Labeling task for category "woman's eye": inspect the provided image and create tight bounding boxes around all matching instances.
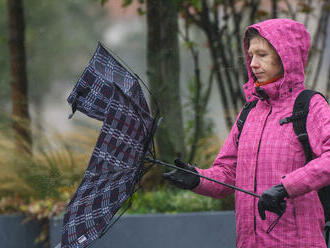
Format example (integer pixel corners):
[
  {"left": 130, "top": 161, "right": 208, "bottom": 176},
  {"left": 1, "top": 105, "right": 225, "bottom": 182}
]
[{"left": 259, "top": 54, "right": 267, "bottom": 57}]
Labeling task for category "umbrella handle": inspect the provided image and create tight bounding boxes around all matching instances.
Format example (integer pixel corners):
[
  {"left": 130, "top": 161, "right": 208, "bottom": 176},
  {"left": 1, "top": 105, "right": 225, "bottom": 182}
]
[{"left": 145, "top": 158, "right": 260, "bottom": 198}]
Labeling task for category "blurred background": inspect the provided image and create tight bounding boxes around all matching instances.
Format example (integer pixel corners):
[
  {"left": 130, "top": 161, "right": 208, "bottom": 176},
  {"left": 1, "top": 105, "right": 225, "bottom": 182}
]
[{"left": 1, "top": 0, "right": 330, "bottom": 246}]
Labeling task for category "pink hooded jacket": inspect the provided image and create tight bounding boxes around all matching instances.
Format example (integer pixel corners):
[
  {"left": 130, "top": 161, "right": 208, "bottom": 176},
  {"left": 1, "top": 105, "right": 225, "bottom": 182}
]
[{"left": 193, "top": 19, "right": 330, "bottom": 247}]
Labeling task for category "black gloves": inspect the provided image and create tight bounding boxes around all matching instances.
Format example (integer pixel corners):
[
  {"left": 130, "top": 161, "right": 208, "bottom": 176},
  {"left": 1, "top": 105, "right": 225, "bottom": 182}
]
[
  {"left": 258, "top": 184, "right": 289, "bottom": 220},
  {"left": 163, "top": 159, "right": 200, "bottom": 190}
]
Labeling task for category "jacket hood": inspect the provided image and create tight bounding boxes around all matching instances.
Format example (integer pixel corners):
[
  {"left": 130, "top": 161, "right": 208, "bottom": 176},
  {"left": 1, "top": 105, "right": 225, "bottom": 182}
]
[{"left": 242, "top": 19, "right": 310, "bottom": 102}]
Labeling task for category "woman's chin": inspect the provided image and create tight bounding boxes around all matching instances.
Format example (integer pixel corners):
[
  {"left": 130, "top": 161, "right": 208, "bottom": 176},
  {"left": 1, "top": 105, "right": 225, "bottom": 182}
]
[{"left": 256, "top": 78, "right": 265, "bottom": 82}]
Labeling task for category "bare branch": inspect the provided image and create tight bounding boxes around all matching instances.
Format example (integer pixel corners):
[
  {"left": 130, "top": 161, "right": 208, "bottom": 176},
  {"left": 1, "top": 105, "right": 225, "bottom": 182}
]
[
  {"left": 249, "top": 0, "right": 261, "bottom": 24},
  {"left": 303, "top": 0, "right": 312, "bottom": 27},
  {"left": 283, "top": 0, "right": 296, "bottom": 19},
  {"left": 203, "top": 69, "right": 215, "bottom": 107},
  {"left": 182, "top": 4, "right": 203, "bottom": 29},
  {"left": 272, "top": 0, "right": 278, "bottom": 18},
  {"left": 180, "top": 22, "right": 207, "bottom": 162},
  {"left": 311, "top": 4, "right": 330, "bottom": 89}
]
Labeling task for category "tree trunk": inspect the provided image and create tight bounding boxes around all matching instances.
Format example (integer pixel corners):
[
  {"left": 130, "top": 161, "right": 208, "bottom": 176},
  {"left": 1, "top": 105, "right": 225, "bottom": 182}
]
[
  {"left": 147, "top": 0, "right": 184, "bottom": 163},
  {"left": 144, "top": 0, "right": 184, "bottom": 189},
  {"left": 7, "top": 0, "right": 32, "bottom": 155}
]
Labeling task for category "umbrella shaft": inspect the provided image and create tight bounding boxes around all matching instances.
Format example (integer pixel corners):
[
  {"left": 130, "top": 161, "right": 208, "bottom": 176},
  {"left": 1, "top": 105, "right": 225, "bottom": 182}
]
[{"left": 146, "top": 158, "right": 260, "bottom": 198}]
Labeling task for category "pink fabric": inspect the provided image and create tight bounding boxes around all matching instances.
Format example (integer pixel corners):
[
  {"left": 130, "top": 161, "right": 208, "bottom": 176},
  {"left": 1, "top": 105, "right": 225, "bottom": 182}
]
[{"left": 193, "top": 19, "right": 330, "bottom": 247}]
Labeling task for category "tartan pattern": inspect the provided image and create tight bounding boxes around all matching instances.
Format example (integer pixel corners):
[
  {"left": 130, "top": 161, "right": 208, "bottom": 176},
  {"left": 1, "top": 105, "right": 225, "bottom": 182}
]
[
  {"left": 67, "top": 43, "right": 150, "bottom": 122},
  {"left": 62, "top": 43, "right": 154, "bottom": 247}
]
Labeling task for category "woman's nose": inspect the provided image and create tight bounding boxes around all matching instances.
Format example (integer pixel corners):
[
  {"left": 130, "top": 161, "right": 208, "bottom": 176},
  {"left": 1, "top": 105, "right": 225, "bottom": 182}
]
[{"left": 250, "top": 56, "right": 259, "bottom": 68}]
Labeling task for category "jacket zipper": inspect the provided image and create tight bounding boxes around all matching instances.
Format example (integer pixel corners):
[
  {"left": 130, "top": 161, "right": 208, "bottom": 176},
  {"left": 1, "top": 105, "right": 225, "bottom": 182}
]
[
  {"left": 254, "top": 141, "right": 261, "bottom": 233},
  {"left": 254, "top": 105, "right": 272, "bottom": 233}
]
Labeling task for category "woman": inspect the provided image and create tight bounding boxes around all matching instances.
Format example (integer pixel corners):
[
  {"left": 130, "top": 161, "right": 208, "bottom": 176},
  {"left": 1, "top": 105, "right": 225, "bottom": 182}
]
[{"left": 164, "top": 19, "right": 330, "bottom": 247}]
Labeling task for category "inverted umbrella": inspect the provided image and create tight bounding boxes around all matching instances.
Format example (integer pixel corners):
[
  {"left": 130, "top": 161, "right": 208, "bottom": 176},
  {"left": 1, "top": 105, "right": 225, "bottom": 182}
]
[{"left": 56, "top": 43, "right": 259, "bottom": 248}]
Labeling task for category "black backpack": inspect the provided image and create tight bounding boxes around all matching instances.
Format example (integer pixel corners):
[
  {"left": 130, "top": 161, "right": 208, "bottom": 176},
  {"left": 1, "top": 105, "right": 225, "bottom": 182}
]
[{"left": 237, "top": 90, "right": 330, "bottom": 244}]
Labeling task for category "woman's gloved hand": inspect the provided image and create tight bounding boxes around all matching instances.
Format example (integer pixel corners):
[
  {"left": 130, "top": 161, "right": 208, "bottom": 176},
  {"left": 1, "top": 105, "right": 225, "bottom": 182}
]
[
  {"left": 258, "top": 184, "right": 288, "bottom": 220},
  {"left": 163, "top": 159, "right": 200, "bottom": 190}
]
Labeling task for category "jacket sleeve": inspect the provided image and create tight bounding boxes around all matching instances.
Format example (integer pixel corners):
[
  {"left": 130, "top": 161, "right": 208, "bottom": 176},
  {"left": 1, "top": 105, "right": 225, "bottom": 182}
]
[
  {"left": 192, "top": 119, "right": 239, "bottom": 199},
  {"left": 281, "top": 94, "right": 330, "bottom": 197}
]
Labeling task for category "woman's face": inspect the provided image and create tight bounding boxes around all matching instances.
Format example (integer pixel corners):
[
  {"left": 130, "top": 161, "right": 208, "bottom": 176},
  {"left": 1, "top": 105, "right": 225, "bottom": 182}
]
[{"left": 248, "top": 36, "right": 283, "bottom": 82}]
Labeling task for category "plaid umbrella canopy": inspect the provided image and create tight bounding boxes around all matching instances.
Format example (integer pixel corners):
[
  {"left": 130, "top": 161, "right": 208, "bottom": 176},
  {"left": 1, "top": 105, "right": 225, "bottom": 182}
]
[
  {"left": 57, "top": 43, "right": 261, "bottom": 248},
  {"left": 58, "top": 43, "right": 157, "bottom": 248}
]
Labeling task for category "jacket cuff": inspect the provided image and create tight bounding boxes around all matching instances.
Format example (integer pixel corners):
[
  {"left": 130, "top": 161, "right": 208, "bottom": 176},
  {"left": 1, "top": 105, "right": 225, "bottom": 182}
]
[
  {"left": 280, "top": 169, "right": 308, "bottom": 198},
  {"left": 191, "top": 167, "right": 205, "bottom": 193}
]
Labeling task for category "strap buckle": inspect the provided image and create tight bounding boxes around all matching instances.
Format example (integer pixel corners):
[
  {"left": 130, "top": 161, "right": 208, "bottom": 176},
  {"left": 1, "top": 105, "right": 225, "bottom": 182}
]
[
  {"left": 298, "top": 133, "right": 308, "bottom": 142},
  {"left": 279, "top": 117, "right": 291, "bottom": 125},
  {"left": 237, "top": 119, "right": 244, "bottom": 130},
  {"left": 243, "top": 101, "right": 252, "bottom": 109}
]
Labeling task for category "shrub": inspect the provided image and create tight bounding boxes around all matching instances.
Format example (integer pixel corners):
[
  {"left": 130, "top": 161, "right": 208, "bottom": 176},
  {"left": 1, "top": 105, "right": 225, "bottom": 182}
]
[{"left": 127, "top": 186, "right": 222, "bottom": 214}]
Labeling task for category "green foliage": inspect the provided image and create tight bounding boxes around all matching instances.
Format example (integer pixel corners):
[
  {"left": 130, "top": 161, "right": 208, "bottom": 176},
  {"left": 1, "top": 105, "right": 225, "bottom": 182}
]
[
  {"left": 298, "top": 2, "right": 314, "bottom": 14},
  {"left": 127, "top": 186, "right": 222, "bottom": 214},
  {"left": 122, "top": 0, "right": 133, "bottom": 7},
  {"left": 100, "top": 0, "right": 145, "bottom": 7},
  {"left": 137, "top": 7, "right": 146, "bottom": 16},
  {"left": 100, "top": 0, "right": 108, "bottom": 6},
  {"left": 255, "top": 9, "right": 269, "bottom": 18},
  {"left": 175, "top": 0, "right": 202, "bottom": 10},
  {"left": 183, "top": 40, "right": 196, "bottom": 49},
  {"left": 188, "top": 0, "right": 202, "bottom": 11}
]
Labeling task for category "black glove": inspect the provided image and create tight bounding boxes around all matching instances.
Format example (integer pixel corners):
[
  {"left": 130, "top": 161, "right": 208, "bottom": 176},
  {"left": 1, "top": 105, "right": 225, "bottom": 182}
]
[
  {"left": 258, "top": 184, "right": 288, "bottom": 220},
  {"left": 163, "top": 159, "right": 200, "bottom": 190}
]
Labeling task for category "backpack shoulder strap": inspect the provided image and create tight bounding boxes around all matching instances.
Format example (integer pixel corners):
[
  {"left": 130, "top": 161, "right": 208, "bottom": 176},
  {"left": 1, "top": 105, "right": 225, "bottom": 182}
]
[
  {"left": 292, "top": 90, "right": 318, "bottom": 164},
  {"left": 280, "top": 90, "right": 327, "bottom": 164},
  {"left": 279, "top": 90, "right": 330, "bottom": 226},
  {"left": 236, "top": 100, "right": 258, "bottom": 146},
  {"left": 281, "top": 90, "right": 330, "bottom": 230}
]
